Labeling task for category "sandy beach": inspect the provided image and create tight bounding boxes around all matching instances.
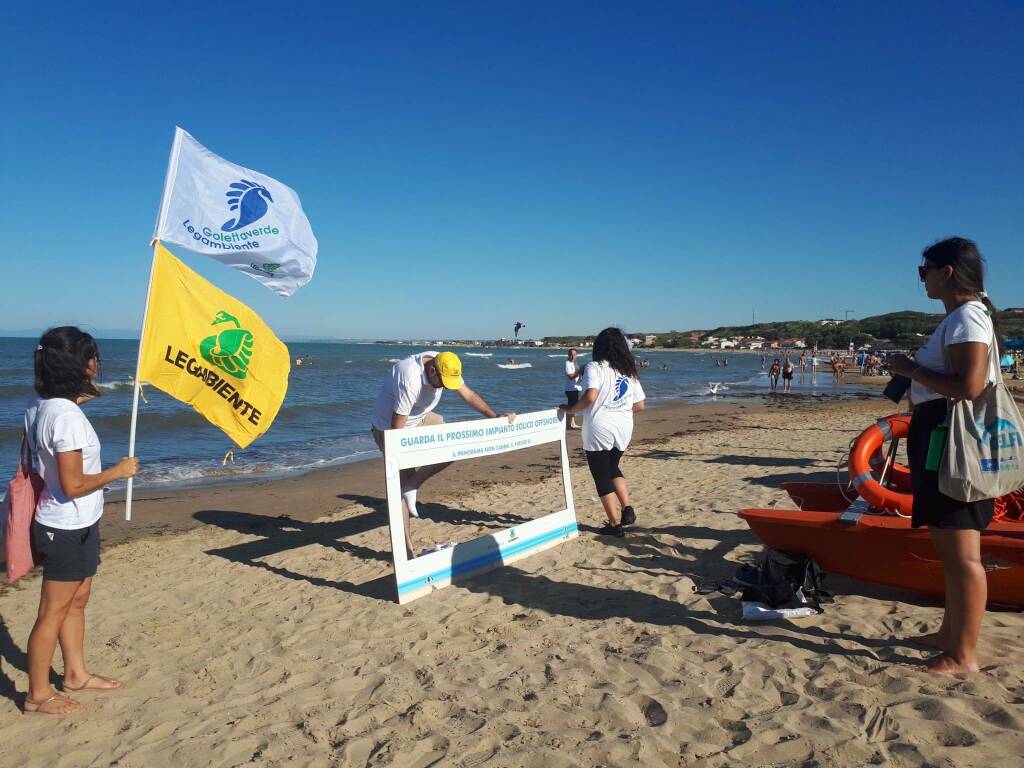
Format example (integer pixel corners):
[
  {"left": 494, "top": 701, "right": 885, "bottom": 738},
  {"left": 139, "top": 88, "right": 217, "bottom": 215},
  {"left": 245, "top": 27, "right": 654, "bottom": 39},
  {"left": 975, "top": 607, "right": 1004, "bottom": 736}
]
[{"left": 2, "top": 395, "right": 1023, "bottom": 767}]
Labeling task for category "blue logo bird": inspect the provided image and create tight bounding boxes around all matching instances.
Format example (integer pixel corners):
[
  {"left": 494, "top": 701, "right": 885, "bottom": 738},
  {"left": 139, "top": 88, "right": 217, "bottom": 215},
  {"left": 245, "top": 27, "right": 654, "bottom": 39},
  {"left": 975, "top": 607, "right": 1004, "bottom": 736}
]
[{"left": 222, "top": 179, "right": 273, "bottom": 232}]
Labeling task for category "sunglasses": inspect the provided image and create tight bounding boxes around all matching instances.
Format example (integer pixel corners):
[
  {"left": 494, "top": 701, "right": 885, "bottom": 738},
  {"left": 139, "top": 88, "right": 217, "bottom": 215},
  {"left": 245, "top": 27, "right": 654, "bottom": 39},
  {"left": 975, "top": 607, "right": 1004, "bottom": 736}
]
[{"left": 918, "top": 265, "right": 938, "bottom": 281}]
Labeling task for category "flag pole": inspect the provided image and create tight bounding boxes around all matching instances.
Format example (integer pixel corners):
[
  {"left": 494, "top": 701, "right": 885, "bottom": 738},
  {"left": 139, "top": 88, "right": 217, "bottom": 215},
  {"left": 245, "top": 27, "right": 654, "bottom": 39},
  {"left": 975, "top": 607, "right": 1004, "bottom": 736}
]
[
  {"left": 125, "top": 241, "right": 158, "bottom": 521},
  {"left": 126, "top": 129, "right": 183, "bottom": 521}
]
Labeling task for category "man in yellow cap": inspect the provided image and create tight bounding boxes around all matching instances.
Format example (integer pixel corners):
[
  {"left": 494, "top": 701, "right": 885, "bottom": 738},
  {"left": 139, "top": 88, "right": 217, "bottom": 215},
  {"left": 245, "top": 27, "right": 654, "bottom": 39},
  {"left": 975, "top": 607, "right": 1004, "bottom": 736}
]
[{"left": 370, "top": 351, "right": 515, "bottom": 556}]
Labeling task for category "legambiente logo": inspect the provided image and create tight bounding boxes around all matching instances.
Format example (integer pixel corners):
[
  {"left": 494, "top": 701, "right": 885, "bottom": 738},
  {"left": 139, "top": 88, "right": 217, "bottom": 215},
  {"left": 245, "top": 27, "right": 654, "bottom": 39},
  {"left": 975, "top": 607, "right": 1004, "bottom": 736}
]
[
  {"left": 179, "top": 179, "right": 281, "bottom": 253},
  {"left": 200, "top": 311, "right": 254, "bottom": 380},
  {"left": 250, "top": 262, "right": 282, "bottom": 277}
]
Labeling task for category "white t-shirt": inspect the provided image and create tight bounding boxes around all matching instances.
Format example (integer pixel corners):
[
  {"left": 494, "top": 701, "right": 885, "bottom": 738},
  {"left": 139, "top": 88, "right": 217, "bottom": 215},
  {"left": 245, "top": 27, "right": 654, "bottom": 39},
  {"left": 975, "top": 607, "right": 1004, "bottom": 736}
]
[
  {"left": 24, "top": 398, "right": 104, "bottom": 530},
  {"left": 580, "top": 361, "right": 646, "bottom": 451},
  {"left": 564, "top": 359, "right": 582, "bottom": 392},
  {"left": 911, "top": 301, "right": 1000, "bottom": 404},
  {"left": 371, "top": 352, "right": 444, "bottom": 431}
]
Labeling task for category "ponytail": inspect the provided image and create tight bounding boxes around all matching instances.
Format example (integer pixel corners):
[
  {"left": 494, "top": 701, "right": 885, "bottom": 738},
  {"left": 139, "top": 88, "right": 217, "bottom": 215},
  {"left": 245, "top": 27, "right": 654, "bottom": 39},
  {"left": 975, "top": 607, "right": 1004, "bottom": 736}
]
[{"left": 977, "top": 292, "right": 1004, "bottom": 352}]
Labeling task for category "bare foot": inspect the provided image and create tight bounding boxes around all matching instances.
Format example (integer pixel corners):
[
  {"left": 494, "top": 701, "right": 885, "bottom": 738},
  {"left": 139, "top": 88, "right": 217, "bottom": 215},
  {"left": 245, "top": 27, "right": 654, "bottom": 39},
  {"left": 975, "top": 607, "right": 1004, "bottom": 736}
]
[
  {"left": 62, "top": 672, "right": 123, "bottom": 693},
  {"left": 920, "top": 653, "right": 980, "bottom": 676},
  {"left": 24, "top": 693, "right": 83, "bottom": 715}
]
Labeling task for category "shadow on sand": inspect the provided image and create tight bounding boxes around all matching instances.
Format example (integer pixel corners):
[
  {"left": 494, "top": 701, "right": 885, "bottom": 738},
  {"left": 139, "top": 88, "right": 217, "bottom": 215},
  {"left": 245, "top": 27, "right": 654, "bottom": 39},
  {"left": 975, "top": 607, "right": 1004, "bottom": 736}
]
[{"left": 457, "top": 522, "right": 927, "bottom": 665}]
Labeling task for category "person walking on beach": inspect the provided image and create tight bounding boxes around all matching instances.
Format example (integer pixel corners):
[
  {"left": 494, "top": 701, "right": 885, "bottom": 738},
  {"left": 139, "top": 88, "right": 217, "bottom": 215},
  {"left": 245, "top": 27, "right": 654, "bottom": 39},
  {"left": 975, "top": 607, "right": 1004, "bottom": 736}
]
[
  {"left": 557, "top": 328, "right": 645, "bottom": 538},
  {"left": 782, "top": 355, "right": 795, "bottom": 394},
  {"left": 370, "top": 351, "right": 514, "bottom": 557},
  {"left": 768, "top": 358, "right": 781, "bottom": 392},
  {"left": 888, "top": 237, "right": 1003, "bottom": 675},
  {"left": 23, "top": 327, "right": 139, "bottom": 715},
  {"left": 563, "top": 348, "right": 583, "bottom": 429}
]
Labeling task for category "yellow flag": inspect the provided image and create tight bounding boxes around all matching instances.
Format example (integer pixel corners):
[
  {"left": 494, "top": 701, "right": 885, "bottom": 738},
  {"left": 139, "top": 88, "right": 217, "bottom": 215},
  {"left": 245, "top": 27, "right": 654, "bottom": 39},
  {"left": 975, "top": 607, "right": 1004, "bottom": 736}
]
[{"left": 138, "top": 243, "right": 290, "bottom": 448}]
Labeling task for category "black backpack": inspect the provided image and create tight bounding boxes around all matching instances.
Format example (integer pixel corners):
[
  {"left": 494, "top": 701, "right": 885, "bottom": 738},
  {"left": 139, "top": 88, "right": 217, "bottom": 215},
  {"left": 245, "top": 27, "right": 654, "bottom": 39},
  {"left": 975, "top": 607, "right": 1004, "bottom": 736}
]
[{"left": 738, "top": 549, "right": 832, "bottom": 609}]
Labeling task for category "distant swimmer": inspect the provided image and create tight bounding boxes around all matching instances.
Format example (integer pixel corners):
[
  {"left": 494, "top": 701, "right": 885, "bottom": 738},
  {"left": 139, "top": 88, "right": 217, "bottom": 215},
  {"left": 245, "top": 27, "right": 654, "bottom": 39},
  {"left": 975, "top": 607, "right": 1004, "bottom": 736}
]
[
  {"left": 507, "top": 358, "right": 516, "bottom": 366},
  {"left": 769, "top": 358, "right": 781, "bottom": 393},
  {"left": 370, "top": 352, "right": 515, "bottom": 558}
]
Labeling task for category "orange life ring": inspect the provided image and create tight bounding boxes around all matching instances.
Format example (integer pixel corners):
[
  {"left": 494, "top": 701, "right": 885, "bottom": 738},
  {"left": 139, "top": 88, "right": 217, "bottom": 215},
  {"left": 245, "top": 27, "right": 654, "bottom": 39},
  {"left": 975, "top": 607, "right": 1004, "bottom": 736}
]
[{"left": 848, "top": 414, "right": 913, "bottom": 516}]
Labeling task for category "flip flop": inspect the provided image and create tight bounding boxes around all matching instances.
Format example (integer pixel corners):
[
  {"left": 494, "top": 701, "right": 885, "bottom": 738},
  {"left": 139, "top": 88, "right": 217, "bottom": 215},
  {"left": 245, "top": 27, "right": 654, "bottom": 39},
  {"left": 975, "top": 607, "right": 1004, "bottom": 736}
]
[
  {"left": 24, "top": 693, "right": 82, "bottom": 716},
  {"left": 63, "top": 673, "right": 123, "bottom": 694}
]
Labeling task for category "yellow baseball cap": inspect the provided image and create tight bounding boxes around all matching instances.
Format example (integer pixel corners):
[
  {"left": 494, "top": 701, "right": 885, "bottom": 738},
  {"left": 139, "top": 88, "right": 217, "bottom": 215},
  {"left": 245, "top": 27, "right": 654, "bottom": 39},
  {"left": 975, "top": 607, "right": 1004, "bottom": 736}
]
[{"left": 433, "top": 351, "right": 463, "bottom": 390}]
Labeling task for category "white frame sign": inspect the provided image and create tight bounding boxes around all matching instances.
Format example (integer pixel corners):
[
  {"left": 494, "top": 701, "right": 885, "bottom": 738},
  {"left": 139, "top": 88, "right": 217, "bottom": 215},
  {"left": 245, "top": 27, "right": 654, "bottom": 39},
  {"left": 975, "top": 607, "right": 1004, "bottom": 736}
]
[{"left": 383, "top": 409, "right": 578, "bottom": 603}]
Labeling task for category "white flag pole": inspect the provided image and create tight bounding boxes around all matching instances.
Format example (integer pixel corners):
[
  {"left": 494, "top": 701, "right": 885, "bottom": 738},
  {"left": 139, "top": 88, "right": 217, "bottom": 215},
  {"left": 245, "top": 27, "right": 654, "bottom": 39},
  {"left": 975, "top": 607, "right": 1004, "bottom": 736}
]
[
  {"left": 124, "top": 242, "right": 158, "bottom": 521},
  {"left": 126, "top": 129, "right": 184, "bottom": 521}
]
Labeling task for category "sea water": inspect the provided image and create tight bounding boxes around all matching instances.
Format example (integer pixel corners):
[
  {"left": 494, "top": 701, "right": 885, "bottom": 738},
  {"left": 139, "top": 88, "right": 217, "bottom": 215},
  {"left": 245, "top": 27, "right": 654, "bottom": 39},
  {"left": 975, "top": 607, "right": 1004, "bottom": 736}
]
[{"left": 0, "top": 339, "right": 870, "bottom": 492}]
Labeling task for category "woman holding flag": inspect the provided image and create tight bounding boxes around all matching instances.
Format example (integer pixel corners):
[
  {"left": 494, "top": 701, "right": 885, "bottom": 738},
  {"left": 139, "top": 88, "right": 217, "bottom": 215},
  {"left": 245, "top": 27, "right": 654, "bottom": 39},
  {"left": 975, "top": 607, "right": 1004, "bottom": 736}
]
[{"left": 23, "top": 327, "right": 139, "bottom": 715}]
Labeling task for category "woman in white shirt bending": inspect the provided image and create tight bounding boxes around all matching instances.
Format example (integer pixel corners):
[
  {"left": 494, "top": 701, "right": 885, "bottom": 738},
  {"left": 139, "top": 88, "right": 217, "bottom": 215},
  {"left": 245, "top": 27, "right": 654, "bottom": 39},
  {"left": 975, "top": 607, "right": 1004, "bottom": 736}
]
[
  {"left": 23, "top": 327, "right": 138, "bottom": 715},
  {"left": 889, "top": 238, "right": 1001, "bottom": 675},
  {"left": 559, "top": 328, "right": 645, "bottom": 538}
]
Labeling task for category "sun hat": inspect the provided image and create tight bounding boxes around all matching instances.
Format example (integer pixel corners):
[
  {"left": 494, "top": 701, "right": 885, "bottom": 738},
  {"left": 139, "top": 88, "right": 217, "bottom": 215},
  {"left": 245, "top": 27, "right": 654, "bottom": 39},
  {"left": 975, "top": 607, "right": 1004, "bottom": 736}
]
[{"left": 433, "top": 351, "right": 463, "bottom": 390}]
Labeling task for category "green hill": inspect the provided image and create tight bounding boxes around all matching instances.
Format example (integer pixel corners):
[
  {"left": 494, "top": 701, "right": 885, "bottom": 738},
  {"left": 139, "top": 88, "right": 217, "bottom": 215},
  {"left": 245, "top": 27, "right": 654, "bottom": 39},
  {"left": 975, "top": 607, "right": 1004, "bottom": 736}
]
[{"left": 543, "top": 309, "right": 1024, "bottom": 350}]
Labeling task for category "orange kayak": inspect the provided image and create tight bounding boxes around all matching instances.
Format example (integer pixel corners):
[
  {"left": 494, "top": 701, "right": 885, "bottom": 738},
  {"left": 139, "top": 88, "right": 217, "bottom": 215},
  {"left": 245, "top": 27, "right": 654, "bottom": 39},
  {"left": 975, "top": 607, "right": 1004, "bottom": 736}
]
[{"left": 739, "top": 483, "right": 1024, "bottom": 607}]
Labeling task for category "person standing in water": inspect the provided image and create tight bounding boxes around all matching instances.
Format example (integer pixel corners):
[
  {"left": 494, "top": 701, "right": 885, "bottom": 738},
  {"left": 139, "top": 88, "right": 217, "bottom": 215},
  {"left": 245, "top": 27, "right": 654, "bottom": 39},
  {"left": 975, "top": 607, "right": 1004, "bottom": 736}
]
[
  {"left": 558, "top": 328, "right": 645, "bottom": 538},
  {"left": 23, "top": 327, "right": 139, "bottom": 715},
  {"left": 782, "top": 355, "right": 795, "bottom": 394},
  {"left": 563, "top": 348, "right": 583, "bottom": 429},
  {"left": 768, "top": 358, "right": 781, "bottom": 392}
]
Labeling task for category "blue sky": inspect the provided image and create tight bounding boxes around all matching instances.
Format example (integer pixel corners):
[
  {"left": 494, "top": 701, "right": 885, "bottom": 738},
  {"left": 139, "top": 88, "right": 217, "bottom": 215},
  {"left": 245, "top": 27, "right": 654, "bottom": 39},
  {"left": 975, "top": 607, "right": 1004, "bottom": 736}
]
[{"left": 2, "top": 2, "right": 1022, "bottom": 340}]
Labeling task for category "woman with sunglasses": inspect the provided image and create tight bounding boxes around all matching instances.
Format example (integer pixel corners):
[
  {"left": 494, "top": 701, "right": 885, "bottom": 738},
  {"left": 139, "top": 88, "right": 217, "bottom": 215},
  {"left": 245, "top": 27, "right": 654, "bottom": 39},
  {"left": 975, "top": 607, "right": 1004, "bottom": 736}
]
[
  {"left": 23, "top": 327, "right": 139, "bottom": 714},
  {"left": 888, "top": 238, "right": 1002, "bottom": 675}
]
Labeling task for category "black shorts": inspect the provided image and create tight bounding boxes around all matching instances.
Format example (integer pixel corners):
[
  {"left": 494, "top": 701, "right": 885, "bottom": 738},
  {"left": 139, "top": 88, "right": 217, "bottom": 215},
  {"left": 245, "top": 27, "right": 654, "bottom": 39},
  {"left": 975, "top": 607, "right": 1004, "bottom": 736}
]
[
  {"left": 565, "top": 390, "right": 580, "bottom": 408},
  {"left": 782, "top": 371, "right": 793, "bottom": 380},
  {"left": 908, "top": 398, "right": 994, "bottom": 530},
  {"left": 32, "top": 519, "right": 101, "bottom": 581},
  {"left": 586, "top": 448, "right": 624, "bottom": 497}
]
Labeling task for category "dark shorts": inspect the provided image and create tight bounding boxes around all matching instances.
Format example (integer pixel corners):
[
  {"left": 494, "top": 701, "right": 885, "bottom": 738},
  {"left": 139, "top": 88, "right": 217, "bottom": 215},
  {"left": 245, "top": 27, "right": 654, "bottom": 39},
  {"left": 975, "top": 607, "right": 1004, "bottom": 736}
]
[
  {"left": 565, "top": 390, "right": 580, "bottom": 408},
  {"left": 908, "top": 398, "right": 994, "bottom": 530},
  {"left": 586, "top": 448, "right": 624, "bottom": 497},
  {"left": 782, "top": 370, "right": 794, "bottom": 380},
  {"left": 32, "top": 519, "right": 101, "bottom": 581}
]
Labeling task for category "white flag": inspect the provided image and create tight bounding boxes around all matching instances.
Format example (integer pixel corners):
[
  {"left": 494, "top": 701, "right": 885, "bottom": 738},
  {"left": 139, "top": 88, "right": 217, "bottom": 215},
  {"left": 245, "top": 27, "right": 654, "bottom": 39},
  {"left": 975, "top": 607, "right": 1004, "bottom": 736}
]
[{"left": 154, "top": 127, "right": 318, "bottom": 298}]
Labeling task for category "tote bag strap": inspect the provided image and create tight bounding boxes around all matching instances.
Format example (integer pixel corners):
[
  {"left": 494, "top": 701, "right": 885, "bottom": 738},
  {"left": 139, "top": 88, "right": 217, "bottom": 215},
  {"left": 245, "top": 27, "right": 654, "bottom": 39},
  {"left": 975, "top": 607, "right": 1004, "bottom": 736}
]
[
  {"left": 938, "top": 313, "right": 1002, "bottom": 395},
  {"left": 17, "top": 431, "right": 31, "bottom": 477}
]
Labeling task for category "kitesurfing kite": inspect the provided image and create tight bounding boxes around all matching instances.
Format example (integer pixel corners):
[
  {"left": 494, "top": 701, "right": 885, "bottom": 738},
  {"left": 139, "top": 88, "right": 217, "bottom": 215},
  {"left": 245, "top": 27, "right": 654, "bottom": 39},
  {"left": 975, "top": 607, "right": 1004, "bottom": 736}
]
[{"left": 513, "top": 321, "right": 526, "bottom": 339}]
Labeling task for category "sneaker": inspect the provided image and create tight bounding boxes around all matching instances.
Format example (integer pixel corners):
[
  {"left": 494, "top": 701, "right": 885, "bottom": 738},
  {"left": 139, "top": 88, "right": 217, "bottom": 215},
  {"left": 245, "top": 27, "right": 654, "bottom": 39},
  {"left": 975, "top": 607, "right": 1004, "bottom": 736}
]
[
  {"left": 620, "top": 506, "right": 636, "bottom": 526},
  {"left": 597, "top": 523, "right": 624, "bottom": 538}
]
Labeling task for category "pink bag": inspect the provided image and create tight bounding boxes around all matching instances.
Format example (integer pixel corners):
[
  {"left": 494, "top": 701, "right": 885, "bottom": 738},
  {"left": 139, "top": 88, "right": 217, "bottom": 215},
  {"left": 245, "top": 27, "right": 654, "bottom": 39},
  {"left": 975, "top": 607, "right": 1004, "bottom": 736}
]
[{"left": 6, "top": 433, "right": 43, "bottom": 582}]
